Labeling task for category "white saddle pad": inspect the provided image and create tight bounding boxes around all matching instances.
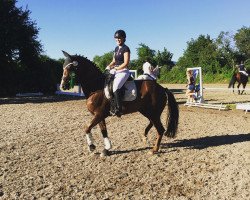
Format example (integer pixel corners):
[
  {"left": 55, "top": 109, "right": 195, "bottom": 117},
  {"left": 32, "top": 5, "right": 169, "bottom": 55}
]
[{"left": 104, "top": 81, "right": 137, "bottom": 101}]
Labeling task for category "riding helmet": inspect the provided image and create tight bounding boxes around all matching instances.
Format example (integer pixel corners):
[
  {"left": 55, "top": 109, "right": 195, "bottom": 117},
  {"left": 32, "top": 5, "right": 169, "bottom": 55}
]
[{"left": 114, "top": 30, "right": 126, "bottom": 39}]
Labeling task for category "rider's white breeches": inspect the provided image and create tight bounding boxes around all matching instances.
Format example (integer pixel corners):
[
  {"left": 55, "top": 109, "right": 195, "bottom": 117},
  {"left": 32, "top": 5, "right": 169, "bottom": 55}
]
[{"left": 113, "top": 69, "right": 130, "bottom": 92}]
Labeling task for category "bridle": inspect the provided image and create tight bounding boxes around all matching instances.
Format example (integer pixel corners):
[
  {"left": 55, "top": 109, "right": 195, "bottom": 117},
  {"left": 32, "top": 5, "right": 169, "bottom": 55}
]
[
  {"left": 60, "top": 60, "right": 79, "bottom": 91},
  {"left": 64, "top": 61, "right": 78, "bottom": 70},
  {"left": 62, "top": 61, "right": 78, "bottom": 81}
]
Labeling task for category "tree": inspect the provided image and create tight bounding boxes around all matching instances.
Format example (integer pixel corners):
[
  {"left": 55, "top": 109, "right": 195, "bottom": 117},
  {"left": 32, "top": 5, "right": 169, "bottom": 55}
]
[
  {"left": 136, "top": 43, "right": 156, "bottom": 67},
  {"left": 0, "top": 0, "right": 42, "bottom": 65},
  {"left": 234, "top": 26, "right": 250, "bottom": 59},
  {"left": 37, "top": 55, "right": 64, "bottom": 93},
  {"left": 0, "top": 0, "right": 64, "bottom": 96},
  {"left": 154, "top": 48, "right": 174, "bottom": 69},
  {"left": 177, "top": 35, "right": 219, "bottom": 73},
  {"left": 93, "top": 51, "right": 113, "bottom": 71},
  {"left": 215, "top": 31, "right": 236, "bottom": 69}
]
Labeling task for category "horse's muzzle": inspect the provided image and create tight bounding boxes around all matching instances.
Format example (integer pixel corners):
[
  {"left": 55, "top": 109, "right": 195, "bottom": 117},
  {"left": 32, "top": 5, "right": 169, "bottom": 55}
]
[{"left": 60, "top": 77, "right": 70, "bottom": 90}]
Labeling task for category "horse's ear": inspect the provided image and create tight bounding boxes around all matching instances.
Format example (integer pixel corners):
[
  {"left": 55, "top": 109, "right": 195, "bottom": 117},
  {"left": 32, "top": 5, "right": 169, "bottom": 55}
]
[{"left": 62, "top": 50, "right": 71, "bottom": 58}]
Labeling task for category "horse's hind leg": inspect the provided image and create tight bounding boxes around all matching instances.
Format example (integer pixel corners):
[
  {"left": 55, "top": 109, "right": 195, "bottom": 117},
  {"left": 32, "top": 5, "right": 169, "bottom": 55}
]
[
  {"left": 139, "top": 110, "right": 154, "bottom": 144},
  {"left": 237, "top": 83, "right": 241, "bottom": 95},
  {"left": 150, "top": 117, "right": 165, "bottom": 154},
  {"left": 145, "top": 121, "right": 153, "bottom": 137},
  {"left": 98, "top": 120, "right": 112, "bottom": 157},
  {"left": 241, "top": 83, "right": 246, "bottom": 95},
  {"left": 142, "top": 121, "right": 153, "bottom": 145}
]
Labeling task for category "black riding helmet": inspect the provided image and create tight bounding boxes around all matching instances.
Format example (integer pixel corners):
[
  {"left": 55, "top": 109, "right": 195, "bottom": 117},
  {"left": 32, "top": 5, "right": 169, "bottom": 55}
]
[{"left": 114, "top": 30, "right": 126, "bottom": 40}]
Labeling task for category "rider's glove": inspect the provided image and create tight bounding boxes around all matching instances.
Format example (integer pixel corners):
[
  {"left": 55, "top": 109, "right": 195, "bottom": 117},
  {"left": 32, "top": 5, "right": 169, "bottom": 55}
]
[
  {"left": 105, "top": 66, "right": 110, "bottom": 70},
  {"left": 110, "top": 68, "right": 116, "bottom": 74}
]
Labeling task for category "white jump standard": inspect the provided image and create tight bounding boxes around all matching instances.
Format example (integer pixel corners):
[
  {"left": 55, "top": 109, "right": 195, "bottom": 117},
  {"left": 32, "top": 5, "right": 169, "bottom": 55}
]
[{"left": 184, "top": 67, "right": 228, "bottom": 110}]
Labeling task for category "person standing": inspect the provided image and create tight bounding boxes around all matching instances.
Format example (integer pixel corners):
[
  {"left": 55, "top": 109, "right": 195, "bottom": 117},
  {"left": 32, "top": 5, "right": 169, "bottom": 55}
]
[
  {"left": 142, "top": 61, "right": 157, "bottom": 80},
  {"left": 106, "top": 30, "right": 130, "bottom": 116},
  {"left": 186, "top": 69, "right": 196, "bottom": 102}
]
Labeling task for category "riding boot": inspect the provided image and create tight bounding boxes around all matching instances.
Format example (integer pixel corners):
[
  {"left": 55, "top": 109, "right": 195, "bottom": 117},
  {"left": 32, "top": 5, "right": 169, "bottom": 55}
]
[{"left": 113, "top": 89, "right": 122, "bottom": 117}]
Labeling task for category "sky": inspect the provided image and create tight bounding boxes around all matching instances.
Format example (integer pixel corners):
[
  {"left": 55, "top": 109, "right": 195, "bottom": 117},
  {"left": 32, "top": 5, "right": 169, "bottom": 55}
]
[{"left": 17, "top": 0, "right": 250, "bottom": 62}]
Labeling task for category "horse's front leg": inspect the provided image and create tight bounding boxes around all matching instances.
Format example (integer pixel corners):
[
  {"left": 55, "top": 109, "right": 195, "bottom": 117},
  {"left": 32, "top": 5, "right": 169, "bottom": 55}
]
[
  {"left": 99, "top": 120, "right": 112, "bottom": 157},
  {"left": 85, "top": 115, "right": 103, "bottom": 152}
]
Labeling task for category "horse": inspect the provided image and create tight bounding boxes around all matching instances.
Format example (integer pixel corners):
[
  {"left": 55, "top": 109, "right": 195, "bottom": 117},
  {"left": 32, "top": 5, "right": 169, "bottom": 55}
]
[
  {"left": 60, "top": 51, "right": 179, "bottom": 156},
  {"left": 228, "top": 70, "right": 249, "bottom": 95}
]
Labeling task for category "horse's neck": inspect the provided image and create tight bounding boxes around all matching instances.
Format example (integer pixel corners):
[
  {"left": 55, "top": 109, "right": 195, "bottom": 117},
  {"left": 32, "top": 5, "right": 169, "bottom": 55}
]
[
  {"left": 80, "top": 76, "right": 105, "bottom": 98},
  {"left": 78, "top": 62, "right": 105, "bottom": 98}
]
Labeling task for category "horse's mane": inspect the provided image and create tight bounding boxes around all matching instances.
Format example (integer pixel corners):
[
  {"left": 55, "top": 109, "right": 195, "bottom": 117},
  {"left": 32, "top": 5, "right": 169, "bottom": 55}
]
[
  {"left": 73, "top": 54, "right": 103, "bottom": 74},
  {"left": 73, "top": 54, "right": 106, "bottom": 97}
]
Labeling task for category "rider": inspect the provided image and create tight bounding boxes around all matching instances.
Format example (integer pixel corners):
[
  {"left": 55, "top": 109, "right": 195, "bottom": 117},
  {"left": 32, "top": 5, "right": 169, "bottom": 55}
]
[
  {"left": 238, "top": 61, "right": 249, "bottom": 76},
  {"left": 106, "top": 30, "right": 131, "bottom": 116}
]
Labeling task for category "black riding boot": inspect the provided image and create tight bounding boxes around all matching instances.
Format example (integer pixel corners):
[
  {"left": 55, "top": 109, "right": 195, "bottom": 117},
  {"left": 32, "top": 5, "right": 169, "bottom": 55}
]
[{"left": 113, "top": 89, "right": 122, "bottom": 117}]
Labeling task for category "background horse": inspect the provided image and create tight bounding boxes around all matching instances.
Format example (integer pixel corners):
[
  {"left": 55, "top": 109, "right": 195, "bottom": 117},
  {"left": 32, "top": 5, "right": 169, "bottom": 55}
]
[
  {"left": 228, "top": 70, "right": 249, "bottom": 94},
  {"left": 60, "top": 51, "right": 179, "bottom": 156}
]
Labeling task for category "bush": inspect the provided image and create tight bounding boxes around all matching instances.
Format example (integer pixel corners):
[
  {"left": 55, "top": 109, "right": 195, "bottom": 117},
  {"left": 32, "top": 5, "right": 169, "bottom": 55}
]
[{"left": 158, "top": 65, "right": 235, "bottom": 84}]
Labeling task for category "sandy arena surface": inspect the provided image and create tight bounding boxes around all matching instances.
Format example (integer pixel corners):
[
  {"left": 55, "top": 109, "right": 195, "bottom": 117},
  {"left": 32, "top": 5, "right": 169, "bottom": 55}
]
[{"left": 0, "top": 84, "right": 249, "bottom": 199}]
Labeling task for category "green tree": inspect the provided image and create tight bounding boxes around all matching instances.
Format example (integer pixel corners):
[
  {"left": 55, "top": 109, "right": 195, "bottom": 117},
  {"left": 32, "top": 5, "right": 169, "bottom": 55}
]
[
  {"left": 215, "top": 31, "right": 236, "bottom": 69},
  {"left": 234, "top": 26, "right": 250, "bottom": 59},
  {"left": 177, "top": 35, "right": 219, "bottom": 73},
  {"left": 136, "top": 43, "right": 155, "bottom": 66},
  {"left": 155, "top": 48, "right": 174, "bottom": 68},
  {"left": 93, "top": 51, "right": 113, "bottom": 71}
]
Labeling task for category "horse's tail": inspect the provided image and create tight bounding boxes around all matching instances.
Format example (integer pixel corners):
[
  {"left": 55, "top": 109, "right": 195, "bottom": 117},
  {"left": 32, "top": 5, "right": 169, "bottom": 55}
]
[
  {"left": 228, "top": 73, "right": 236, "bottom": 88},
  {"left": 165, "top": 88, "right": 179, "bottom": 138}
]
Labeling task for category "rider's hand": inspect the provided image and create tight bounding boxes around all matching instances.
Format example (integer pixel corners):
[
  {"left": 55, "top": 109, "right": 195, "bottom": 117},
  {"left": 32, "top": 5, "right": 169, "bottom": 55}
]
[
  {"left": 110, "top": 68, "right": 116, "bottom": 74},
  {"left": 105, "top": 66, "right": 110, "bottom": 70}
]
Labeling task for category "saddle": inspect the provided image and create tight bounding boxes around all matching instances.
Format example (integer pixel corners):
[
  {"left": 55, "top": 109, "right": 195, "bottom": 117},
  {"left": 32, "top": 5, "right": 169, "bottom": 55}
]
[{"left": 104, "top": 72, "right": 137, "bottom": 102}]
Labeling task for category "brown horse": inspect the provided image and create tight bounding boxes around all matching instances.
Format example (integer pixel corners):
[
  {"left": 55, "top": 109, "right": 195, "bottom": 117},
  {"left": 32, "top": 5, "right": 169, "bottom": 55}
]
[
  {"left": 228, "top": 70, "right": 249, "bottom": 95},
  {"left": 60, "top": 51, "right": 179, "bottom": 156}
]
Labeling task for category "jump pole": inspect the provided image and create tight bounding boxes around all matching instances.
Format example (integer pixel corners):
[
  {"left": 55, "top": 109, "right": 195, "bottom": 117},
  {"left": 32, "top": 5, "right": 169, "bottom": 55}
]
[{"left": 203, "top": 87, "right": 250, "bottom": 91}]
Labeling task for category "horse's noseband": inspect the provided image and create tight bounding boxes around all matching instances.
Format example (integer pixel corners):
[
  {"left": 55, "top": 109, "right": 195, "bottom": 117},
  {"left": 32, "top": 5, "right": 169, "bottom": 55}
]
[{"left": 61, "top": 60, "right": 79, "bottom": 90}]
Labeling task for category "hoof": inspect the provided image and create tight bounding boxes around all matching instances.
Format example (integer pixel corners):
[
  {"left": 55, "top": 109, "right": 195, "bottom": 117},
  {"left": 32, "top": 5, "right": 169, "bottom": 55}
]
[
  {"left": 148, "top": 149, "right": 158, "bottom": 155},
  {"left": 100, "top": 149, "right": 110, "bottom": 157},
  {"left": 88, "top": 144, "right": 96, "bottom": 152}
]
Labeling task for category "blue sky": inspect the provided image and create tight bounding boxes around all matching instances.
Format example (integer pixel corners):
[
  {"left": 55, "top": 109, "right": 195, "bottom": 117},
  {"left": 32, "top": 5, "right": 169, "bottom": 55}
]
[{"left": 17, "top": 0, "right": 250, "bottom": 61}]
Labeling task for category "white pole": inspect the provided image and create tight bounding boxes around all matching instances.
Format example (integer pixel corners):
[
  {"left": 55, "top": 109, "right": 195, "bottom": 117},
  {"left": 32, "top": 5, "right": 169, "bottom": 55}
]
[
  {"left": 187, "top": 67, "right": 204, "bottom": 103},
  {"left": 198, "top": 67, "right": 204, "bottom": 103}
]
